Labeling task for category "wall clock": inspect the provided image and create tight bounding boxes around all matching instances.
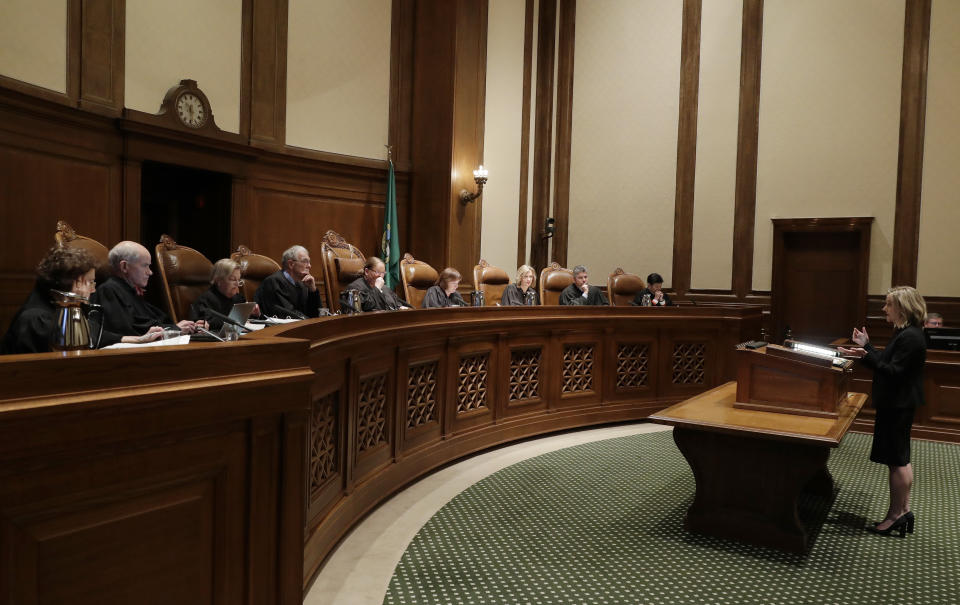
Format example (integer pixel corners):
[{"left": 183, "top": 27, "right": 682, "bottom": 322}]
[{"left": 159, "top": 79, "right": 217, "bottom": 132}]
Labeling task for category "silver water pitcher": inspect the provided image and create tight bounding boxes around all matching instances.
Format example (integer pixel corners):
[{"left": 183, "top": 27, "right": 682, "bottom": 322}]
[
  {"left": 343, "top": 289, "right": 362, "bottom": 313},
  {"left": 524, "top": 289, "right": 536, "bottom": 306},
  {"left": 50, "top": 290, "right": 91, "bottom": 351},
  {"left": 470, "top": 290, "right": 485, "bottom": 307}
]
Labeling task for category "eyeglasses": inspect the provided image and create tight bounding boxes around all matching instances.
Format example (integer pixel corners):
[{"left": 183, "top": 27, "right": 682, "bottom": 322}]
[{"left": 227, "top": 278, "right": 245, "bottom": 286}]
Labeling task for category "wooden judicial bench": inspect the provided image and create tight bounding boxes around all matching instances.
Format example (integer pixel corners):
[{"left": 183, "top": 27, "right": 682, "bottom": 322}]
[{"left": 2, "top": 305, "right": 960, "bottom": 601}]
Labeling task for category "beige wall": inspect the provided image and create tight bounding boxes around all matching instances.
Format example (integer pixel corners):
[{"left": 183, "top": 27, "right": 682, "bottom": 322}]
[
  {"left": 918, "top": 0, "right": 960, "bottom": 297},
  {"left": 753, "top": 0, "right": 904, "bottom": 295},
  {"left": 286, "top": 0, "right": 390, "bottom": 160},
  {"left": 691, "top": 0, "right": 742, "bottom": 291},
  {"left": 0, "top": 0, "right": 66, "bottom": 93},
  {"left": 479, "top": 0, "right": 527, "bottom": 275},
  {"left": 126, "top": 0, "right": 242, "bottom": 133},
  {"left": 568, "top": 0, "right": 682, "bottom": 283}
]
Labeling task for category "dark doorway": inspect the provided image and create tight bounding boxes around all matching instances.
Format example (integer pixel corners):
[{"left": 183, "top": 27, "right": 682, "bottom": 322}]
[
  {"left": 770, "top": 218, "right": 873, "bottom": 345},
  {"left": 140, "top": 161, "right": 232, "bottom": 262}
]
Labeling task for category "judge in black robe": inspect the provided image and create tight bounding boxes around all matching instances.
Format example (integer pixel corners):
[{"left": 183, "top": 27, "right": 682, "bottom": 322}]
[
  {"left": 339, "top": 256, "right": 410, "bottom": 313},
  {"left": 500, "top": 265, "right": 540, "bottom": 306},
  {"left": 421, "top": 267, "right": 467, "bottom": 308},
  {"left": 90, "top": 241, "right": 205, "bottom": 336},
  {"left": 189, "top": 259, "right": 259, "bottom": 330},
  {"left": 559, "top": 266, "right": 608, "bottom": 306},
  {"left": 254, "top": 246, "right": 321, "bottom": 319},
  {"left": 500, "top": 283, "right": 540, "bottom": 306},
  {"left": 631, "top": 272, "right": 673, "bottom": 306},
  {"left": 421, "top": 285, "right": 467, "bottom": 308}
]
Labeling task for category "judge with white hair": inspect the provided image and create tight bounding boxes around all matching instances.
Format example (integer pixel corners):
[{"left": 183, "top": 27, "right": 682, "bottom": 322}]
[
  {"left": 254, "top": 244, "right": 321, "bottom": 319},
  {"left": 91, "top": 241, "right": 205, "bottom": 335}
]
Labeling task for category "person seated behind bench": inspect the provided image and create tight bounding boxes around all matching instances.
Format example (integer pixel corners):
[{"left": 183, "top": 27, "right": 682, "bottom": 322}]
[
  {"left": 559, "top": 265, "right": 608, "bottom": 306},
  {"left": 632, "top": 272, "right": 674, "bottom": 306},
  {"left": 190, "top": 259, "right": 261, "bottom": 330},
  {"left": 500, "top": 264, "right": 540, "bottom": 306},
  {"left": 254, "top": 245, "right": 320, "bottom": 319},
  {"left": 2, "top": 246, "right": 162, "bottom": 354},
  {"left": 422, "top": 267, "right": 468, "bottom": 308},
  {"left": 92, "top": 241, "right": 206, "bottom": 335},
  {"left": 340, "top": 256, "right": 409, "bottom": 313}
]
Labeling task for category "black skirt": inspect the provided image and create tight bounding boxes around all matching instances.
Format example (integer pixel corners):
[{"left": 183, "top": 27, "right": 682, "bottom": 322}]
[{"left": 870, "top": 406, "right": 915, "bottom": 466}]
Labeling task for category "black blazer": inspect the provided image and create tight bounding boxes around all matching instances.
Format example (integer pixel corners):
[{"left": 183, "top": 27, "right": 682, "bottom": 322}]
[{"left": 861, "top": 325, "right": 926, "bottom": 410}]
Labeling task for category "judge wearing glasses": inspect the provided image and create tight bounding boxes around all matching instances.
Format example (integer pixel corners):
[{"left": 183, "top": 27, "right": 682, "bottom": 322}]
[
  {"left": 254, "top": 245, "right": 321, "bottom": 319},
  {"left": 340, "top": 256, "right": 409, "bottom": 313},
  {"left": 190, "top": 259, "right": 260, "bottom": 330}
]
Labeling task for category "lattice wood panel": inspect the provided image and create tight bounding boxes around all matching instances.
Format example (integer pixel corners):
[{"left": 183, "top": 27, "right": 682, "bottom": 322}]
[
  {"left": 672, "top": 342, "right": 706, "bottom": 384},
  {"left": 616, "top": 343, "right": 649, "bottom": 388},
  {"left": 357, "top": 373, "right": 388, "bottom": 452},
  {"left": 509, "top": 348, "right": 542, "bottom": 402},
  {"left": 562, "top": 344, "right": 594, "bottom": 394},
  {"left": 457, "top": 353, "right": 489, "bottom": 413},
  {"left": 407, "top": 360, "right": 439, "bottom": 428},
  {"left": 309, "top": 391, "right": 338, "bottom": 500}
]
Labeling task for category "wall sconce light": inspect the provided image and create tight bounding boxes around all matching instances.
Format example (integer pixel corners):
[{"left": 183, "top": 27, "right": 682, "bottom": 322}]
[{"left": 460, "top": 165, "right": 489, "bottom": 204}]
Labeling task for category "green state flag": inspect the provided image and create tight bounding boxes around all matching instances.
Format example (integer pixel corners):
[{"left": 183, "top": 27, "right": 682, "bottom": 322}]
[{"left": 380, "top": 159, "right": 401, "bottom": 288}]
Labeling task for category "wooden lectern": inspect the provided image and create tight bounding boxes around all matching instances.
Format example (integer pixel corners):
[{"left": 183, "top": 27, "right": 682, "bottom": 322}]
[{"left": 734, "top": 344, "right": 853, "bottom": 418}]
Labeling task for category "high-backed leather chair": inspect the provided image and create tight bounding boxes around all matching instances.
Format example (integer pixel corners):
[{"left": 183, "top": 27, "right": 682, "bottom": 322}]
[
  {"left": 539, "top": 263, "right": 573, "bottom": 306},
  {"left": 473, "top": 259, "right": 510, "bottom": 306},
  {"left": 607, "top": 268, "right": 645, "bottom": 306},
  {"left": 320, "top": 230, "right": 365, "bottom": 313},
  {"left": 154, "top": 234, "right": 213, "bottom": 323},
  {"left": 230, "top": 244, "right": 281, "bottom": 303},
  {"left": 54, "top": 220, "right": 112, "bottom": 284},
  {"left": 400, "top": 253, "right": 438, "bottom": 308}
]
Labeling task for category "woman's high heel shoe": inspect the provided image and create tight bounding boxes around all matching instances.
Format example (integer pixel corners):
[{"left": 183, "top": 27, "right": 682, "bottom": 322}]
[
  {"left": 872, "top": 510, "right": 915, "bottom": 533},
  {"left": 868, "top": 513, "right": 910, "bottom": 537}
]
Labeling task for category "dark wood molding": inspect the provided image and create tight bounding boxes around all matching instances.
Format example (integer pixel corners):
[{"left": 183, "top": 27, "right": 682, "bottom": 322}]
[
  {"left": 516, "top": 0, "right": 535, "bottom": 267},
  {"left": 247, "top": 0, "right": 289, "bottom": 146},
  {"left": 891, "top": 0, "right": 932, "bottom": 287},
  {"left": 0, "top": 75, "right": 73, "bottom": 106},
  {"left": 530, "top": 0, "right": 557, "bottom": 272},
  {"left": 551, "top": 0, "right": 576, "bottom": 269},
  {"left": 67, "top": 0, "right": 82, "bottom": 104},
  {"left": 731, "top": 0, "right": 763, "bottom": 298},
  {"left": 671, "top": 0, "right": 702, "bottom": 297},
  {"left": 388, "top": 0, "right": 416, "bottom": 168},
  {"left": 240, "top": 0, "right": 253, "bottom": 140},
  {"left": 78, "top": 0, "right": 125, "bottom": 116}
]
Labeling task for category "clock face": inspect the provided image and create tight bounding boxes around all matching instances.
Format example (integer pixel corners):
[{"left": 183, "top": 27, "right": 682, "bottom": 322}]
[{"left": 176, "top": 92, "right": 207, "bottom": 128}]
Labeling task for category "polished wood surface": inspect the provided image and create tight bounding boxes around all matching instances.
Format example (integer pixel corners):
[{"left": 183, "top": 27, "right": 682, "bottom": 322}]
[
  {"left": 246, "top": 304, "right": 762, "bottom": 587},
  {"left": 734, "top": 346, "right": 851, "bottom": 418},
  {"left": 651, "top": 383, "right": 867, "bottom": 551},
  {"left": 0, "top": 338, "right": 312, "bottom": 605}
]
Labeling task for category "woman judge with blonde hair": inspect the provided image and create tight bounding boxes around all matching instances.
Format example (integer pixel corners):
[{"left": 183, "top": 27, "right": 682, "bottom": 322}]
[
  {"left": 500, "top": 265, "right": 540, "bottom": 306},
  {"left": 839, "top": 286, "right": 927, "bottom": 537}
]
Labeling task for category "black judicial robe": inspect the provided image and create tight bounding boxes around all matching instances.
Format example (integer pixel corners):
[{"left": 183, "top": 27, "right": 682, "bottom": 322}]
[
  {"left": 254, "top": 270, "right": 320, "bottom": 319},
  {"left": 631, "top": 288, "right": 674, "bottom": 306},
  {"left": 91, "top": 277, "right": 172, "bottom": 336},
  {"left": 339, "top": 277, "right": 407, "bottom": 313},
  {"left": 189, "top": 285, "right": 248, "bottom": 330},
  {"left": 559, "top": 283, "right": 608, "bottom": 306},
  {"left": 1, "top": 282, "right": 120, "bottom": 354},
  {"left": 500, "top": 283, "right": 540, "bottom": 306},
  {"left": 421, "top": 285, "right": 467, "bottom": 308}
]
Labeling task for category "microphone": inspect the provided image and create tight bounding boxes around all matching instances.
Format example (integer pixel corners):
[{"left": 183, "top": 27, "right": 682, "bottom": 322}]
[{"left": 204, "top": 309, "right": 252, "bottom": 331}]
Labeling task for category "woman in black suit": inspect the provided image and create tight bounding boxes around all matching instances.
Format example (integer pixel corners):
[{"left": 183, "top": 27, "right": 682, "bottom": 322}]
[{"left": 839, "top": 286, "right": 927, "bottom": 537}]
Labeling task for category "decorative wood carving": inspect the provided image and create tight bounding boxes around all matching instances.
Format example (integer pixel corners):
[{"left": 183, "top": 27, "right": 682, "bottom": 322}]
[
  {"left": 356, "top": 373, "right": 388, "bottom": 453},
  {"left": 562, "top": 343, "right": 594, "bottom": 394},
  {"left": 309, "top": 391, "right": 338, "bottom": 500},
  {"left": 509, "top": 348, "right": 542, "bottom": 402},
  {"left": 672, "top": 342, "right": 706, "bottom": 384},
  {"left": 457, "top": 353, "right": 489, "bottom": 413},
  {"left": 406, "top": 361, "right": 439, "bottom": 429},
  {"left": 616, "top": 343, "right": 650, "bottom": 389}
]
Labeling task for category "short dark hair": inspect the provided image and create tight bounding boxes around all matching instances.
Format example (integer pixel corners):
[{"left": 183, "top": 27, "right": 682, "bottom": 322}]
[
  {"left": 365, "top": 256, "right": 384, "bottom": 271},
  {"left": 37, "top": 247, "right": 97, "bottom": 292},
  {"left": 437, "top": 267, "right": 461, "bottom": 288},
  {"left": 646, "top": 273, "right": 664, "bottom": 286}
]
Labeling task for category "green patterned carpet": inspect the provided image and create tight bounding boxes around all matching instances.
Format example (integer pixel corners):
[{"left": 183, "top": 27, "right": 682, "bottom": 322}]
[{"left": 384, "top": 430, "right": 959, "bottom": 604}]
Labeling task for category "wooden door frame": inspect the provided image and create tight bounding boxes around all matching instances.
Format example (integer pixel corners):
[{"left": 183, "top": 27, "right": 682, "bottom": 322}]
[{"left": 770, "top": 217, "right": 873, "bottom": 342}]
